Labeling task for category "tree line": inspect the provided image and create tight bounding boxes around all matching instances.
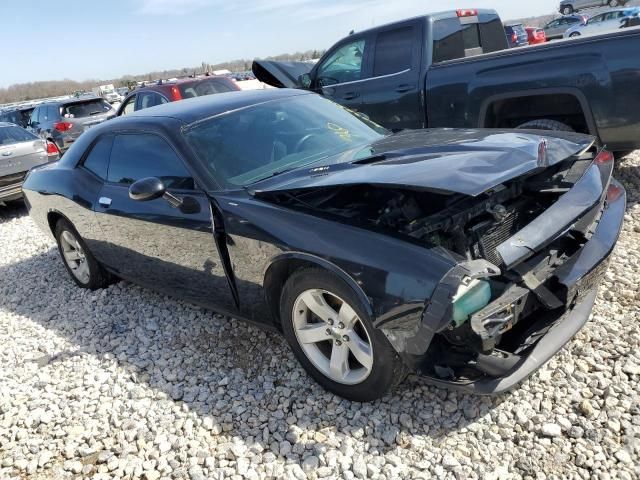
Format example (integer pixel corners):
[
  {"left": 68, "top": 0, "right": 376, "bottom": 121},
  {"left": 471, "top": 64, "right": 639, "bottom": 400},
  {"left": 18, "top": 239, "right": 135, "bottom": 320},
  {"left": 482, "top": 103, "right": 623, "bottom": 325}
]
[{"left": 0, "top": 49, "right": 324, "bottom": 104}]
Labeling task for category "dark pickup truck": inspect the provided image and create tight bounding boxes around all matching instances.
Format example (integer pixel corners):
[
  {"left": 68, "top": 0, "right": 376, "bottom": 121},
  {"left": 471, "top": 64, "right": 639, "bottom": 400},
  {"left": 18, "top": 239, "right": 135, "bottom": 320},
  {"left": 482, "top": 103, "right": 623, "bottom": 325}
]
[{"left": 254, "top": 8, "right": 640, "bottom": 153}]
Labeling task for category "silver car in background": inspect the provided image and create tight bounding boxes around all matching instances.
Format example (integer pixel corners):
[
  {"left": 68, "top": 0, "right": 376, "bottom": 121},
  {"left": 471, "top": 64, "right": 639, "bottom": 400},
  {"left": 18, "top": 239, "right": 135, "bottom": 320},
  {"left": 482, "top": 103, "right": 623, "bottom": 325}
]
[
  {"left": 564, "top": 7, "right": 639, "bottom": 37},
  {"left": 559, "top": 0, "right": 629, "bottom": 15},
  {"left": 543, "top": 15, "right": 587, "bottom": 39},
  {"left": 0, "top": 123, "right": 58, "bottom": 203},
  {"left": 28, "top": 97, "right": 116, "bottom": 153}
]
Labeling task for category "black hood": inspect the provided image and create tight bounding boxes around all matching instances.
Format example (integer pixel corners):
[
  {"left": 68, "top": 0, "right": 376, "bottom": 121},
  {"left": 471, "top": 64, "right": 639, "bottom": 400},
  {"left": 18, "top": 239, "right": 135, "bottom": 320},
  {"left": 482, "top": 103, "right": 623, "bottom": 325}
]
[{"left": 250, "top": 129, "right": 595, "bottom": 197}]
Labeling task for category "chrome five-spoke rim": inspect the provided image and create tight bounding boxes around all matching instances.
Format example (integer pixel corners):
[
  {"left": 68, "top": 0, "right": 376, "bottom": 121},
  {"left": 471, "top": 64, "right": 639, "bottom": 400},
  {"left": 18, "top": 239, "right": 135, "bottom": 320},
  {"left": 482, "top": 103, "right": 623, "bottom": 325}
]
[
  {"left": 293, "top": 289, "right": 373, "bottom": 385},
  {"left": 60, "top": 230, "right": 90, "bottom": 284}
]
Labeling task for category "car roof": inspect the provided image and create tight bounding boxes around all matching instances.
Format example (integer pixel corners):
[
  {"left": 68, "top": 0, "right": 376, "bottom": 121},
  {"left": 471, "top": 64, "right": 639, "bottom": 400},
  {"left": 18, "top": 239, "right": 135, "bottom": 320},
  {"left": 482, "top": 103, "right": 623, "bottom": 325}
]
[{"left": 123, "top": 88, "right": 312, "bottom": 125}]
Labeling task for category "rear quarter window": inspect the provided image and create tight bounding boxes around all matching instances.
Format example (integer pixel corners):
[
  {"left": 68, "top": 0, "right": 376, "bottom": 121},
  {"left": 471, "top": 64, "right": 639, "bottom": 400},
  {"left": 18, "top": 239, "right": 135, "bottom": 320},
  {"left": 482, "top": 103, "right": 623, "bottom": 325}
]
[
  {"left": 373, "top": 27, "right": 414, "bottom": 76},
  {"left": 82, "top": 136, "right": 113, "bottom": 179}
]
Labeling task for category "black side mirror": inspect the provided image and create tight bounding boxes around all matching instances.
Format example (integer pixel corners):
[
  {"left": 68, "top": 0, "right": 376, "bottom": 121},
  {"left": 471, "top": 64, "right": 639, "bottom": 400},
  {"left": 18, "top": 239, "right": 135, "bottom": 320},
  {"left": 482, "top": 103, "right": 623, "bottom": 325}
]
[
  {"left": 129, "top": 176, "right": 201, "bottom": 214},
  {"left": 299, "top": 73, "right": 312, "bottom": 89},
  {"left": 129, "top": 177, "right": 165, "bottom": 201}
]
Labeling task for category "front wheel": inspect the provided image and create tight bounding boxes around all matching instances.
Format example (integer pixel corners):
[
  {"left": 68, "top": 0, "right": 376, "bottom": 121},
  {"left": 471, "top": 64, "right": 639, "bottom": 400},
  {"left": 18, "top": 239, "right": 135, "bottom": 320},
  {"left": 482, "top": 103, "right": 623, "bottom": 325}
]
[
  {"left": 280, "top": 268, "right": 406, "bottom": 401},
  {"left": 54, "top": 218, "right": 114, "bottom": 289},
  {"left": 569, "top": 32, "right": 581, "bottom": 38}
]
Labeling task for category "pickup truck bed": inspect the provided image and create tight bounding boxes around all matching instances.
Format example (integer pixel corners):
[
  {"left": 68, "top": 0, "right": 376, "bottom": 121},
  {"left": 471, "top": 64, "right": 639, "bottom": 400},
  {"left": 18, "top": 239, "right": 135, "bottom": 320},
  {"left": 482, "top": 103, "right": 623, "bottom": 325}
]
[{"left": 427, "top": 27, "right": 640, "bottom": 152}]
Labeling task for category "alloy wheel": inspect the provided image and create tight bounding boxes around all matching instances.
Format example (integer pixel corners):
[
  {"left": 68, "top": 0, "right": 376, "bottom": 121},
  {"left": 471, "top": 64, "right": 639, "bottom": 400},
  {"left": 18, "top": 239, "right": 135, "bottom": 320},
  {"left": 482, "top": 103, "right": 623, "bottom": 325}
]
[
  {"left": 59, "top": 230, "right": 90, "bottom": 284},
  {"left": 292, "top": 289, "right": 374, "bottom": 385}
]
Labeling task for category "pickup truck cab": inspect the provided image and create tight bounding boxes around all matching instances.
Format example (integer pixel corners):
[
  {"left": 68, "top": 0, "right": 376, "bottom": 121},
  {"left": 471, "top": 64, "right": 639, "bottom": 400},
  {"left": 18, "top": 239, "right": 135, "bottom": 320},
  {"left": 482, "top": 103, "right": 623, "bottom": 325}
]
[
  {"left": 254, "top": 8, "right": 640, "bottom": 153},
  {"left": 255, "top": 9, "right": 507, "bottom": 132}
]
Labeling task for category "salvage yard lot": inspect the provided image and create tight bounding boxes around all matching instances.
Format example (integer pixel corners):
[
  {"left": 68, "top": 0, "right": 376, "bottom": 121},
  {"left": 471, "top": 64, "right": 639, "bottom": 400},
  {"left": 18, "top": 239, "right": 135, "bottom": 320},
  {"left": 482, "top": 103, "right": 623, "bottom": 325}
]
[{"left": 0, "top": 155, "right": 639, "bottom": 479}]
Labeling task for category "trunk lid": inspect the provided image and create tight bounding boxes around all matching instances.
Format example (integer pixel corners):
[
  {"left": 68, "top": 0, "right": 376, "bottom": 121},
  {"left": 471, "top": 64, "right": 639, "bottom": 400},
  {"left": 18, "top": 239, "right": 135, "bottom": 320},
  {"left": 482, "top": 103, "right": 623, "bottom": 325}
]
[
  {"left": 0, "top": 131, "right": 48, "bottom": 178},
  {"left": 252, "top": 60, "right": 314, "bottom": 88},
  {"left": 251, "top": 129, "right": 595, "bottom": 197}
]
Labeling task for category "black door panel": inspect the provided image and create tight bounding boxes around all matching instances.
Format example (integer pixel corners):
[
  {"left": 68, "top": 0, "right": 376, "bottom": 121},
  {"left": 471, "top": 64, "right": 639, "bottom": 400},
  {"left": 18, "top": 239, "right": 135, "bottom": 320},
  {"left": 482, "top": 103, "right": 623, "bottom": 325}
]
[{"left": 94, "top": 185, "right": 237, "bottom": 312}]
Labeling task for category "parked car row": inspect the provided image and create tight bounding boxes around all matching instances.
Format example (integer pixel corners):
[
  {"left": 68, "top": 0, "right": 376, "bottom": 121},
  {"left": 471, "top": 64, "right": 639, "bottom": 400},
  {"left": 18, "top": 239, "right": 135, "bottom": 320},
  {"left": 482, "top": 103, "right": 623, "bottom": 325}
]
[{"left": 564, "top": 7, "right": 640, "bottom": 37}]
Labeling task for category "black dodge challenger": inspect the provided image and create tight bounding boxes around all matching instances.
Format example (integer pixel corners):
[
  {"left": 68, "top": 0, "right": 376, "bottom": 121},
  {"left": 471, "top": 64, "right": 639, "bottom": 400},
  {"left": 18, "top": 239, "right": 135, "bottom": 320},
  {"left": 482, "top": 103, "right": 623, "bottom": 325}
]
[{"left": 23, "top": 89, "right": 625, "bottom": 401}]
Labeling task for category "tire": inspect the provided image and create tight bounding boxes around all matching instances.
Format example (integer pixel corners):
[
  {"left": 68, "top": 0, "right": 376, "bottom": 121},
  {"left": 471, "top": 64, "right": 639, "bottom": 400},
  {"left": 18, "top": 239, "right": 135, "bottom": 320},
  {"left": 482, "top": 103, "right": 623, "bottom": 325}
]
[
  {"left": 516, "top": 119, "right": 575, "bottom": 132},
  {"left": 562, "top": 6, "right": 574, "bottom": 15},
  {"left": 54, "top": 218, "right": 114, "bottom": 289},
  {"left": 569, "top": 32, "right": 581, "bottom": 37},
  {"left": 609, "top": 0, "right": 620, "bottom": 7},
  {"left": 280, "top": 268, "right": 406, "bottom": 401}
]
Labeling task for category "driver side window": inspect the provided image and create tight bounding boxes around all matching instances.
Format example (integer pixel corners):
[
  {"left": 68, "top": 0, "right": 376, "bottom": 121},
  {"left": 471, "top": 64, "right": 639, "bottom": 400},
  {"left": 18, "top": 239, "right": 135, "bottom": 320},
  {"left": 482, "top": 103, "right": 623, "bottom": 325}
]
[
  {"left": 108, "top": 134, "right": 194, "bottom": 190},
  {"left": 316, "top": 39, "right": 367, "bottom": 86}
]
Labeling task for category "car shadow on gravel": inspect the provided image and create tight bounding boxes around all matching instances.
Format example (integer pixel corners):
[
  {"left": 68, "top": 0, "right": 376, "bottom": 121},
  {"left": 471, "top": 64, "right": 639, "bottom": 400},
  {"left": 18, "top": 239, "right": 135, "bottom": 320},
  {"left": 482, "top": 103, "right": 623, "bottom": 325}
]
[
  {"left": 0, "top": 246, "right": 506, "bottom": 453},
  {"left": 0, "top": 201, "right": 28, "bottom": 223}
]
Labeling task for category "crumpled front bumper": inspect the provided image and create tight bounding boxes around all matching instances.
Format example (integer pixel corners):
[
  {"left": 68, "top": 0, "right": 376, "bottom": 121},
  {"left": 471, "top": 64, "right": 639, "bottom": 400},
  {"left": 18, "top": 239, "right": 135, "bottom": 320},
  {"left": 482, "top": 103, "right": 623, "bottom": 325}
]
[{"left": 417, "top": 178, "right": 626, "bottom": 395}]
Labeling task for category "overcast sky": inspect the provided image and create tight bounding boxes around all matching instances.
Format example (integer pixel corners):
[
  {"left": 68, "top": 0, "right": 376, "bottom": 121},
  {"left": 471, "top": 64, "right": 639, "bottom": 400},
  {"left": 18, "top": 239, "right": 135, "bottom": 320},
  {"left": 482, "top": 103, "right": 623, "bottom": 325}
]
[{"left": 1, "top": 0, "right": 559, "bottom": 88}]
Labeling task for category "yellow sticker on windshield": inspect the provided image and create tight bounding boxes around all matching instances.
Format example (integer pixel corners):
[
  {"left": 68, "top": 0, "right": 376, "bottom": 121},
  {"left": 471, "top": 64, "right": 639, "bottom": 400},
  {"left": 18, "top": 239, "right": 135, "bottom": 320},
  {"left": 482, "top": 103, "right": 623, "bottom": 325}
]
[{"left": 327, "top": 122, "right": 352, "bottom": 142}]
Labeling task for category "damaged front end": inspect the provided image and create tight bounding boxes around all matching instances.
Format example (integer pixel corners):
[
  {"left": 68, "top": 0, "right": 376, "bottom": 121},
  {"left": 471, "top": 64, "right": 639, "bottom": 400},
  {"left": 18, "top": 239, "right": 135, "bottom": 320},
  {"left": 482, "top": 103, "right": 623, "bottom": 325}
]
[{"left": 255, "top": 133, "right": 625, "bottom": 394}]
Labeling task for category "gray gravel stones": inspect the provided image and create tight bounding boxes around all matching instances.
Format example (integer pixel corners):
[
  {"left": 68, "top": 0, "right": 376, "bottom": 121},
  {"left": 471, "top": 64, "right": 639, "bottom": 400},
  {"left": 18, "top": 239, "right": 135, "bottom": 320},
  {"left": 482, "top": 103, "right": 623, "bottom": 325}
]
[{"left": 1, "top": 152, "right": 640, "bottom": 479}]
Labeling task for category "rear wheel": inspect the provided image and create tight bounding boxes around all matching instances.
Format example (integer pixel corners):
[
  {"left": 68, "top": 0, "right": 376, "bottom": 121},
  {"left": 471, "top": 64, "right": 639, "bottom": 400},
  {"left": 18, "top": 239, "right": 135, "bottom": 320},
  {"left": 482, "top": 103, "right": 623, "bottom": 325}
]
[
  {"left": 280, "top": 269, "right": 406, "bottom": 401},
  {"left": 562, "top": 5, "right": 574, "bottom": 15},
  {"left": 54, "top": 218, "right": 114, "bottom": 289},
  {"left": 570, "top": 32, "right": 581, "bottom": 37},
  {"left": 609, "top": 0, "right": 620, "bottom": 7},
  {"left": 516, "top": 119, "right": 575, "bottom": 132}
]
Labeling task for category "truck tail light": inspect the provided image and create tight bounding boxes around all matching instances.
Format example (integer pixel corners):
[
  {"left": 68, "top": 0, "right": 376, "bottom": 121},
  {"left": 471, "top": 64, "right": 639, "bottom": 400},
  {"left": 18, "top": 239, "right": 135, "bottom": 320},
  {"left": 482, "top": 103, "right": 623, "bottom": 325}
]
[
  {"left": 53, "top": 121, "right": 73, "bottom": 132},
  {"left": 594, "top": 150, "right": 614, "bottom": 166},
  {"left": 170, "top": 86, "right": 182, "bottom": 101},
  {"left": 456, "top": 9, "right": 478, "bottom": 17}
]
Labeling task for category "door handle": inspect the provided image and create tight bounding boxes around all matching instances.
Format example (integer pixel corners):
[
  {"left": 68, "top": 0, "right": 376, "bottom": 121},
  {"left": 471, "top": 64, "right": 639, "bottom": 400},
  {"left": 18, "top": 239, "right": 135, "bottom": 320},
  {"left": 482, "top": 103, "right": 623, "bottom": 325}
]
[
  {"left": 342, "top": 91, "right": 359, "bottom": 100},
  {"left": 98, "top": 197, "right": 112, "bottom": 207},
  {"left": 395, "top": 84, "right": 414, "bottom": 93}
]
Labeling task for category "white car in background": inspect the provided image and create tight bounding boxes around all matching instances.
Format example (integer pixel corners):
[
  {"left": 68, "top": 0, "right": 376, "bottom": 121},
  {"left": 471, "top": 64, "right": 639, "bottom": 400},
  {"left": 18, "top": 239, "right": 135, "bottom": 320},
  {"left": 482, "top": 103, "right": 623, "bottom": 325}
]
[{"left": 564, "top": 7, "right": 640, "bottom": 37}]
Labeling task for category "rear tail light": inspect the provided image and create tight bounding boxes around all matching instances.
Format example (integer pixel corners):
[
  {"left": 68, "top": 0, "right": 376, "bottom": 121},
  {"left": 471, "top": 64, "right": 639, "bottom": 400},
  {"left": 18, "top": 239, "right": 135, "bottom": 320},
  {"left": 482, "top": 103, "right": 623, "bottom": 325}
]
[
  {"left": 46, "top": 141, "right": 59, "bottom": 156},
  {"left": 511, "top": 32, "right": 518, "bottom": 43},
  {"left": 53, "top": 121, "right": 73, "bottom": 132},
  {"left": 456, "top": 9, "right": 478, "bottom": 17},
  {"left": 594, "top": 150, "right": 614, "bottom": 166},
  {"left": 170, "top": 86, "right": 182, "bottom": 101},
  {"left": 606, "top": 184, "right": 624, "bottom": 202}
]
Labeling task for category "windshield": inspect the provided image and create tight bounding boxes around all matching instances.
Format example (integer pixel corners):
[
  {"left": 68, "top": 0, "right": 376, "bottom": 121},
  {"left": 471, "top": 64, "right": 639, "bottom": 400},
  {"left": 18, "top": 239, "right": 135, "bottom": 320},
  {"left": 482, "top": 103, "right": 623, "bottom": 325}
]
[
  {"left": 184, "top": 94, "right": 388, "bottom": 188},
  {"left": 62, "top": 100, "right": 111, "bottom": 118}
]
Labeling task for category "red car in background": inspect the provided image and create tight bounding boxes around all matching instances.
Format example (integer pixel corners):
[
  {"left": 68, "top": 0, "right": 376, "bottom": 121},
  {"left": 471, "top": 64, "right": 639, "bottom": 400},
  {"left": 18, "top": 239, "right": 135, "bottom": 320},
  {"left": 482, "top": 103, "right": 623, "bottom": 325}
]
[
  {"left": 526, "top": 27, "right": 547, "bottom": 44},
  {"left": 116, "top": 76, "right": 240, "bottom": 116}
]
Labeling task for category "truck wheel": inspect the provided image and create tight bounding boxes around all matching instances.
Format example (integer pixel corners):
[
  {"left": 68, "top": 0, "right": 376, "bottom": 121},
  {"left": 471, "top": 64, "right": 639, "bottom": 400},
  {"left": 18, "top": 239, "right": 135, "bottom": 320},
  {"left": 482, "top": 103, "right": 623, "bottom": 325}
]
[
  {"left": 561, "top": 5, "right": 574, "bottom": 15},
  {"left": 280, "top": 268, "right": 407, "bottom": 402},
  {"left": 516, "top": 119, "right": 575, "bottom": 132}
]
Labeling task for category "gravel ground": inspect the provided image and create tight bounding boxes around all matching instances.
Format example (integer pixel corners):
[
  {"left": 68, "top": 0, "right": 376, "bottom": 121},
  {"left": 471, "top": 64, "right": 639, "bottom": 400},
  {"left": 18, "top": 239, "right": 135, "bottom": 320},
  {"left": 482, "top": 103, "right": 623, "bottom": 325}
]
[{"left": 0, "top": 153, "right": 639, "bottom": 480}]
